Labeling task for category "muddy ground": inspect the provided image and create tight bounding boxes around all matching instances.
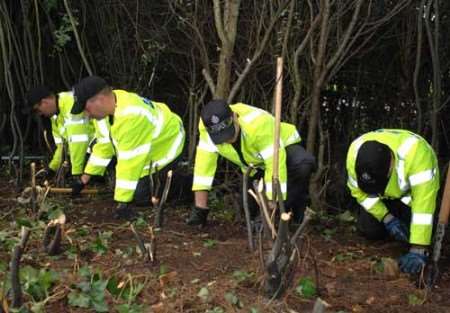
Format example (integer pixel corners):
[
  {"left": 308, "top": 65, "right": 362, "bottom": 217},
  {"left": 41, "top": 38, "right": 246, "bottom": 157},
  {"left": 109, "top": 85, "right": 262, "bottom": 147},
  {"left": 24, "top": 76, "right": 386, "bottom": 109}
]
[{"left": 1, "top": 177, "right": 450, "bottom": 313}]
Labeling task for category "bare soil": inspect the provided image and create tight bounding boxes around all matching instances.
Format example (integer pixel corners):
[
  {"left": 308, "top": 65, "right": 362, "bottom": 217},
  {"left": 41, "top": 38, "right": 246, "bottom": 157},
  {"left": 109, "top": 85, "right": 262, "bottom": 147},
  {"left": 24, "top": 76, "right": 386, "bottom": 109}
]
[{"left": 1, "top": 178, "right": 450, "bottom": 313}]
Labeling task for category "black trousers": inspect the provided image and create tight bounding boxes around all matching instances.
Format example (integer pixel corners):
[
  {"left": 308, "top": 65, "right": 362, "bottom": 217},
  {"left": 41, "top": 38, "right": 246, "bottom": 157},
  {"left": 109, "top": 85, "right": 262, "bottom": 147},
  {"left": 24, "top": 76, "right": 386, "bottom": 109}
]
[
  {"left": 248, "top": 144, "right": 316, "bottom": 220},
  {"left": 356, "top": 199, "right": 412, "bottom": 240},
  {"left": 134, "top": 157, "right": 180, "bottom": 206}
]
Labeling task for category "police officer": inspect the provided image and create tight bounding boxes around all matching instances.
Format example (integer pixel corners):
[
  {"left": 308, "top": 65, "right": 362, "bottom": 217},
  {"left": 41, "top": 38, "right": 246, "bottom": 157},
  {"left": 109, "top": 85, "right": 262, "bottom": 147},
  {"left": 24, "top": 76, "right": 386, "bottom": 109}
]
[
  {"left": 187, "top": 99, "right": 316, "bottom": 226},
  {"left": 70, "top": 76, "right": 185, "bottom": 219},
  {"left": 26, "top": 86, "right": 94, "bottom": 178},
  {"left": 346, "top": 129, "right": 439, "bottom": 274}
]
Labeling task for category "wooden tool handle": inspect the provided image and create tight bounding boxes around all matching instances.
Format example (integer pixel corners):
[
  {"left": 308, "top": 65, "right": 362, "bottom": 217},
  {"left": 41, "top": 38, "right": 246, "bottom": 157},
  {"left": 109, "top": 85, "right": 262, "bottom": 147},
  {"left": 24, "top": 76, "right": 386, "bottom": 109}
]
[
  {"left": 438, "top": 165, "right": 450, "bottom": 224},
  {"left": 49, "top": 187, "right": 98, "bottom": 194}
]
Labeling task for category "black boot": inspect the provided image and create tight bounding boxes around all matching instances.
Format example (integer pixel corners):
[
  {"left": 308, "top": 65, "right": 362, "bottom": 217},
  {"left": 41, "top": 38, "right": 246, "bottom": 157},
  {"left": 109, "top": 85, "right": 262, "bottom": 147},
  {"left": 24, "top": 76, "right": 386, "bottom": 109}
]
[
  {"left": 114, "top": 202, "right": 136, "bottom": 221},
  {"left": 186, "top": 206, "right": 209, "bottom": 226}
]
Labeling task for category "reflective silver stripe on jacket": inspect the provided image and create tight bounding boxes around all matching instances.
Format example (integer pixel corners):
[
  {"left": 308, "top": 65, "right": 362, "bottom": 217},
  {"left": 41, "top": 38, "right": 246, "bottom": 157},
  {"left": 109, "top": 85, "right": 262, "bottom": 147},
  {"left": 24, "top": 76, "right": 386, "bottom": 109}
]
[
  {"left": 360, "top": 196, "right": 379, "bottom": 211},
  {"left": 396, "top": 136, "right": 418, "bottom": 192}
]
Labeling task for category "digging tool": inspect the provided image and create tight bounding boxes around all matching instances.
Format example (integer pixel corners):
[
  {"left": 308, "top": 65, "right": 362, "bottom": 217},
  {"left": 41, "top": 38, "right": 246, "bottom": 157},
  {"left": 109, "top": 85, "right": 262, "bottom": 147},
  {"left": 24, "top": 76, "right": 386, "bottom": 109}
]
[
  {"left": 130, "top": 224, "right": 156, "bottom": 263},
  {"left": 265, "top": 206, "right": 314, "bottom": 299},
  {"left": 155, "top": 170, "right": 173, "bottom": 228},
  {"left": 243, "top": 165, "right": 255, "bottom": 250},
  {"left": 426, "top": 164, "right": 450, "bottom": 287}
]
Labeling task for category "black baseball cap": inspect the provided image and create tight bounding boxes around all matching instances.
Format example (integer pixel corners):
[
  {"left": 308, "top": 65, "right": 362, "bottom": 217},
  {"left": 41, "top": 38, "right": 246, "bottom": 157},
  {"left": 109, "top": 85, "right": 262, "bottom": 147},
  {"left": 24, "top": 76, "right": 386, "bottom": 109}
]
[
  {"left": 71, "top": 76, "right": 108, "bottom": 114},
  {"left": 201, "top": 99, "right": 235, "bottom": 144},
  {"left": 24, "top": 85, "right": 53, "bottom": 114},
  {"left": 355, "top": 140, "right": 392, "bottom": 195}
]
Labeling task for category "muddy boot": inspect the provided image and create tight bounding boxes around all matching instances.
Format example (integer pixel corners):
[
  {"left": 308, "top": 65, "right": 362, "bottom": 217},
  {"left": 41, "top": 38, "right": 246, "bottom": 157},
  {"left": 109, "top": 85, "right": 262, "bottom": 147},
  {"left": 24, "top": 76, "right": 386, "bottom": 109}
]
[{"left": 186, "top": 206, "right": 209, "bottom": 227}]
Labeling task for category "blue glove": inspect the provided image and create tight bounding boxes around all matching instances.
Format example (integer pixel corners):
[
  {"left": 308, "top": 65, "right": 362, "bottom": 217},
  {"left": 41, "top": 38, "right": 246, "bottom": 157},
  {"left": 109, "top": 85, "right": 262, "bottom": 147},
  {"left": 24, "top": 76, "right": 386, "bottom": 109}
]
[
  {"left": 398, "top": 249, "right": 428, "bottom": 274},
  {"left": 383, "top": 215, "right": 409, "bottom": 242}
]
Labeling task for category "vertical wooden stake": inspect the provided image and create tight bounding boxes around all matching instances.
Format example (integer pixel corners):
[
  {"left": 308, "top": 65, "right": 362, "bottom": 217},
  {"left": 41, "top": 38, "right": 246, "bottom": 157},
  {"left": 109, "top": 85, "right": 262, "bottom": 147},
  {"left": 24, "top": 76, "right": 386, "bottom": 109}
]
[
  {"left": 272, "top": 57, "right": 283, "bottom": 208},
  {"left": 31, "top": 162, "right": 37, "bottom": 212}
]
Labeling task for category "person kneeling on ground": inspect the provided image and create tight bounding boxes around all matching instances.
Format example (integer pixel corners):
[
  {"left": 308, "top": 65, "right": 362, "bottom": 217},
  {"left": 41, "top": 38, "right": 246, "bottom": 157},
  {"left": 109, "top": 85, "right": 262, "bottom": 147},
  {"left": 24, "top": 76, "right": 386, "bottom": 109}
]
[{"left": 346, "top": 129, "right": 440, "bottom": 274}]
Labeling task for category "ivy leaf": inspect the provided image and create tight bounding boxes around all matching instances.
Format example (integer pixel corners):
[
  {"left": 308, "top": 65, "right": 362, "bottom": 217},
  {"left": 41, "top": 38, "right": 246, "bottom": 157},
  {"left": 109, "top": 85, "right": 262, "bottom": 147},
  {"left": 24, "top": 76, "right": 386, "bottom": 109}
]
[
  {"left": 197, "top": 287, "right": 210, "bottom": 302},
  {"left": 295, "top": 277, "right": 316, "bottom": 298},
  {"left": 16, "top": 218, "right": 32, "bottom": 228},
  {"left": 116, "top": 303, "right": 145, "bottom": 313},
  {"left": 68, "top": 291, "right": 90, "bottom": 308}
]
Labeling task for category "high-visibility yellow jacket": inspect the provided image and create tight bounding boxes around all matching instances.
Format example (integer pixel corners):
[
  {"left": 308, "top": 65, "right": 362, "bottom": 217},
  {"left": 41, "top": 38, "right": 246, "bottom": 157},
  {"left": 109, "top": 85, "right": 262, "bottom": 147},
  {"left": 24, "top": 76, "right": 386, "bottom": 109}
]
[
  {"left": 83, "top": 118, "right": 115, "bottom": 176},
  {"left": 346, "top": 129, "right": 439, "bottom": 245},
  {"left": 192, "top": 103, "right": 301, "bottom": 200},
  {"left": 49, "top": 92, "right": 95, "bottom": 175},
  {"left": 84, "top": 90, "right": 185, "bottom": 203}
]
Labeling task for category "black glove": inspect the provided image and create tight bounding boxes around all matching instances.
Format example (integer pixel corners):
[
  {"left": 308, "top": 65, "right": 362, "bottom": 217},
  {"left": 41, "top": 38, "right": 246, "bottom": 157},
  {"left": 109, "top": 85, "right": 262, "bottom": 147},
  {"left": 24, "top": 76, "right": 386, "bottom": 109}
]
[
  {"left": 186, "top": 206, "right": 209, "bottom": 227},
  {"left": 71, "top": 177, "right": 86, "bottom": 196},
  {"left": 40, "top": 167, "right": 55, "bottom": 180},
  {"left": 114, "top": 202, "right": 136, "bottom": 220}
]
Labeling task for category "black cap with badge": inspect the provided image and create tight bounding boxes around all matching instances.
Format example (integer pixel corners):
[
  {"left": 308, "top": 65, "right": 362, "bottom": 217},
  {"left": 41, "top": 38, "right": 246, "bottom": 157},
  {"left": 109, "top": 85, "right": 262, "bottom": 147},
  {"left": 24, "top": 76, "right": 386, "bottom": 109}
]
[
  {"left": 71, "top": 76, "right": 108, "bottom": 114},
  {"left": 355, "top": 140, "right": 392, "bottom": 195},
  {"left": 24, "top": 85, "right": 53, "bottom": 114},
  {"left": 201, "top": 99, "right": 235, "bottom": 144}
]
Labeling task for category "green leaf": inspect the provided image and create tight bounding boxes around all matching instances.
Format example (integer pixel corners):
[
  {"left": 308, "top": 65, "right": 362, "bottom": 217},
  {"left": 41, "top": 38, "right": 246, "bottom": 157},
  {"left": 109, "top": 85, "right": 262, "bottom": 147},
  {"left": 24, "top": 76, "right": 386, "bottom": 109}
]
[
  {"left": 337, "top": 210, "right": 355, "bottom": 223},
  {"left": 91, "top": 298, "right": 109, "bottom": 312},
  {"left": 30, "top": 301, "right": 46, "bottom": 313},
  {"left": 295, "top": 277, "right": 316, "bottom": 299},
  {"left": 47, "top": 208, "right": 64, "bottom": 220},
  {"left": 68, "top": 291, "right": 91, "bottom": 308},
  {"left": 197, "top": 287, "right": 210, "bottom": 302},
  {"left": 408, "top": 294, "right": 425, "bottom": 306},
  {"left": 0, "top": 260, "right": 7, "bottom": 272},
  {"left": 224, "top": 292, "right": 243, "bottom": 307},
  {"left": 77, "top": 227, "right": 89, "bottom": 236},
  {"left": 78, "top": 266, "right": 92, "bottom": 278},
  {"left": 134, "top": 217, "right": 148, "bottom": 228},
  {"left": 159, "top": 264, "right": 169, "bottom": 277},
  {"left": 206, "top": 307, "right": 225, "bottom": 313},
  {"left": 203, "top": 239, "right": 217, "bottom": 248},
  {"left": 116, "top": 303, "right": 145, "bottom": 313},
  {"left": 249, "top": 308, "right": 260, "bottom": 313},
  {"left": 16, "top": 218, "right": 32, "bottom": 228},
  {"left": 232, "top": 270, "right": 254, "bottom": 283},
  {"left": 106, "top": 276, "right": 121, "bottom": 297}
]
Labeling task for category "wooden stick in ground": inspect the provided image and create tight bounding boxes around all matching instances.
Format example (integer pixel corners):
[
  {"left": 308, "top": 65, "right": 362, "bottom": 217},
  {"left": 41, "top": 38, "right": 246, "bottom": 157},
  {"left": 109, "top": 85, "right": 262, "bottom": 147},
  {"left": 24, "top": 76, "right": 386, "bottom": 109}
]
[
  {"left": 146, "top": 226, "right": 156, "bottom": 263},
  {"left": 271, "top": 57, "right": 283, "bottom": 209},
  {"left": 43, "top": 214, "right": 66, "bottom": 255},
  {"left": 243, "top": 165, "right": 254, "bottom": 251},
  {"left": 312, "top": 298, "right": 330, "bottom": 313},
  {"left": 155, "top": 170, "right": 173, "bottom": 228},
  {"left": 290, "top": 207, "right": 315, "bottom": 245},
  {"left": 256, "top": 179, "right": 276, "bottom": 239},
  {"left": 31, "top": 162, "right": 37, "bottom": 212},
  {"left": 10, "top": 227, "right": 31, "bottom": 308}
]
